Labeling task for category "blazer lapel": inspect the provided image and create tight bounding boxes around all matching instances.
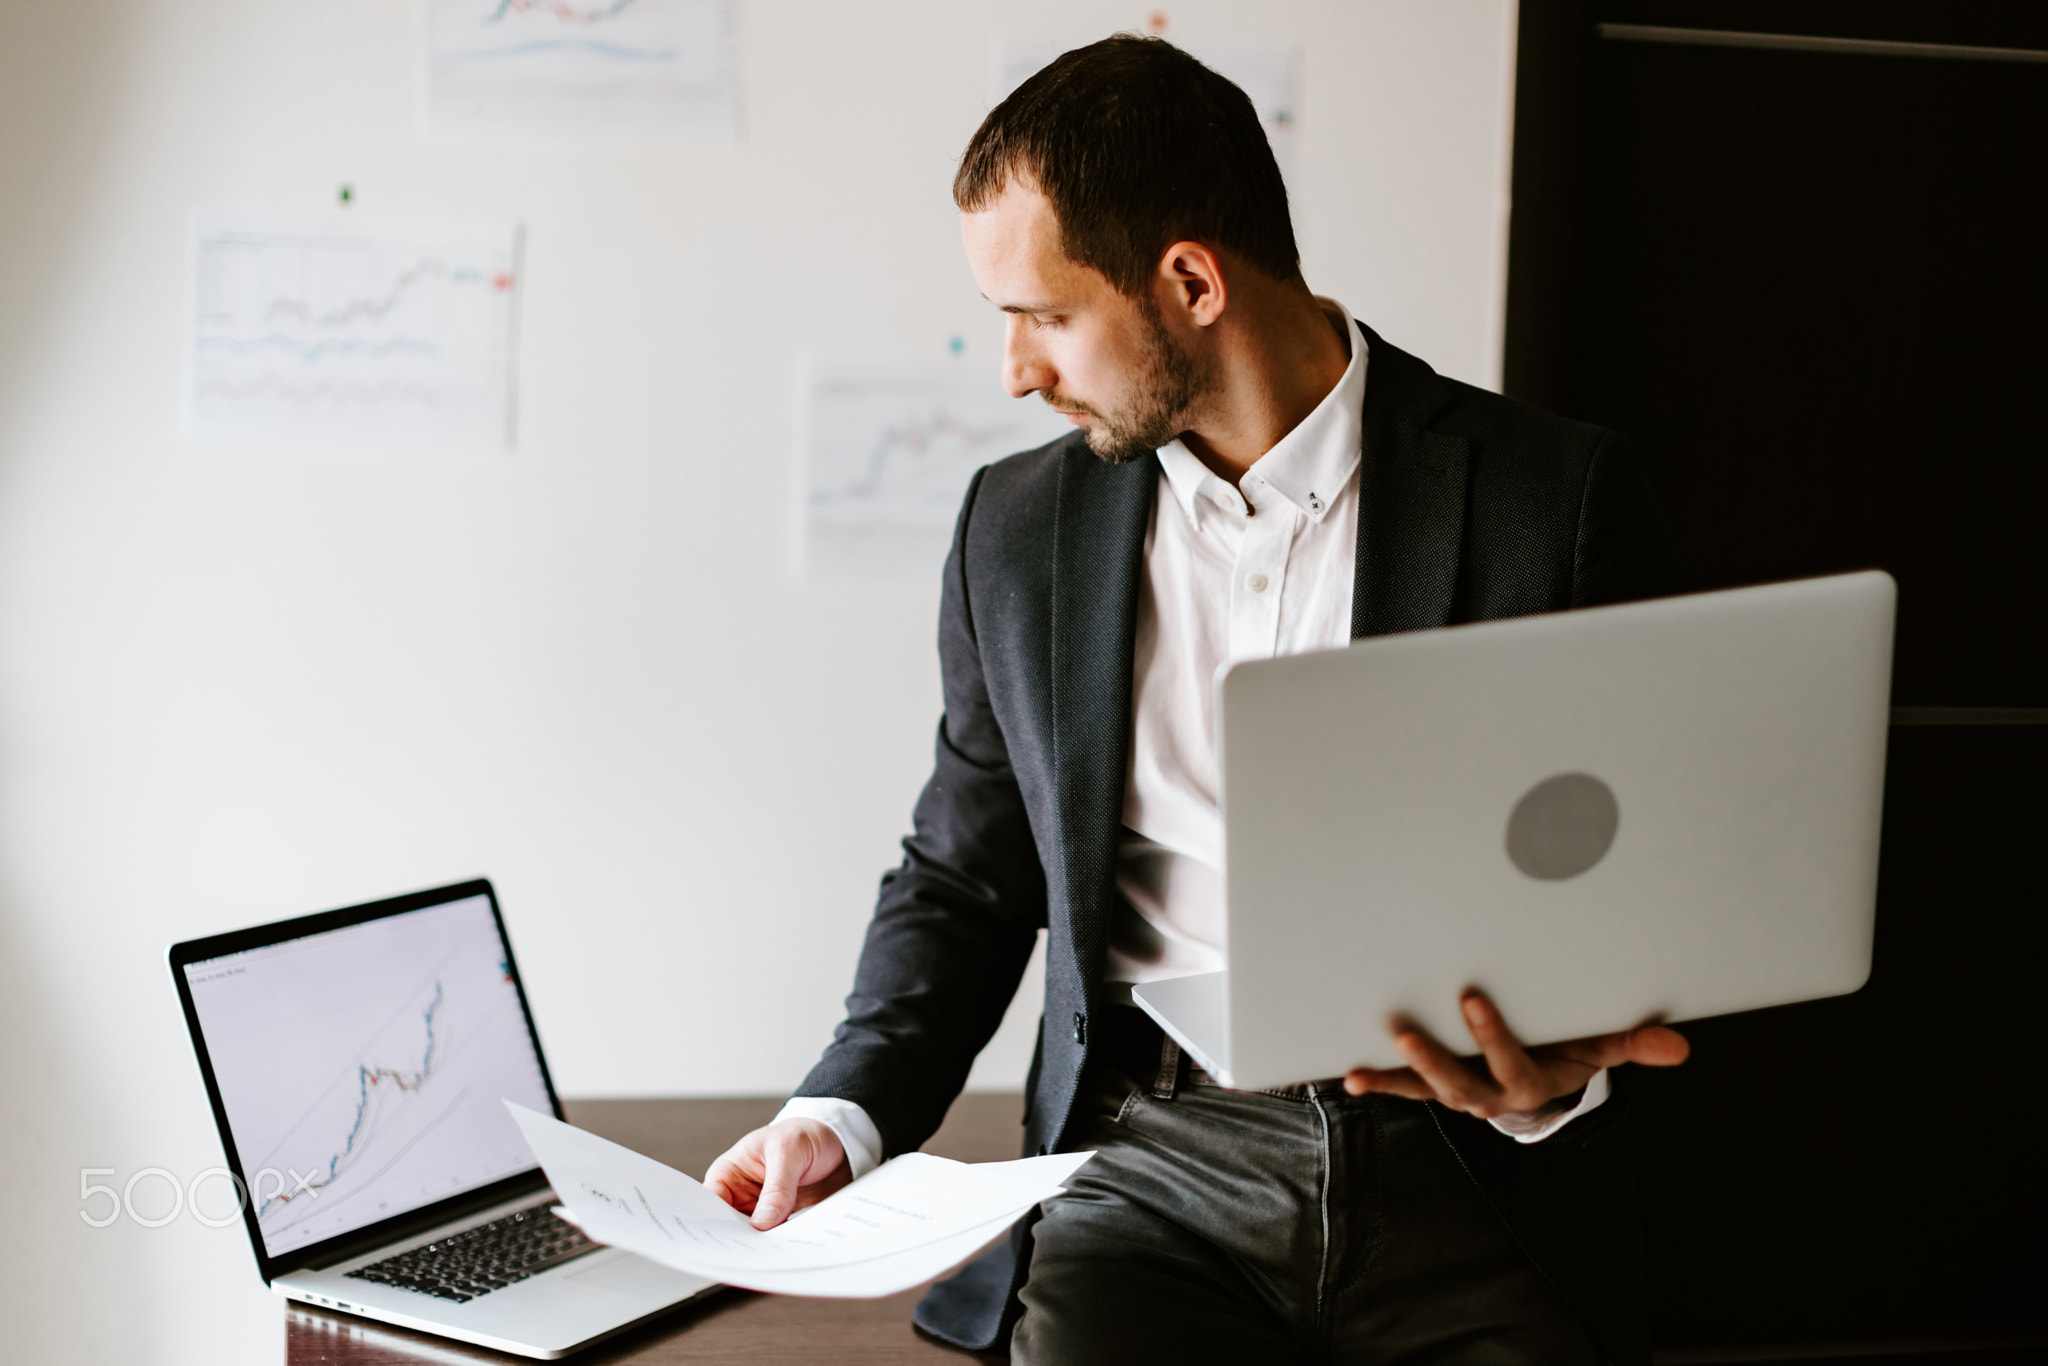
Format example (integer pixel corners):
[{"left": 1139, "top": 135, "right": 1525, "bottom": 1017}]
[
  {"left": 1350, "top": 327, "right": 1471, "bottom": 639},
  {"left": 1047, "top": 446, "right": 1155, "bottom": 996}
]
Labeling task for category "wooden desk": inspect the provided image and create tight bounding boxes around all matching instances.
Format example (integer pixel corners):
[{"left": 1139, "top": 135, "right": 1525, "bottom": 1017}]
[{"left": 284, "top": 1095, "right": 1022, "bottom": 1364}]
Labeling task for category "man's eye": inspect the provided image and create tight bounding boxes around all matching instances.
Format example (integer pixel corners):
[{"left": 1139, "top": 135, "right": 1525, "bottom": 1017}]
[{"left": 1031, "top": 315, "right": 1062, "bottom": 331}]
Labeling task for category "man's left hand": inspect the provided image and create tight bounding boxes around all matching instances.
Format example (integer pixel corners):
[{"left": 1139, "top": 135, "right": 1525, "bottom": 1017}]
[{"left": 1342, "top": 989, "right": 1690, "bottom": 1119}]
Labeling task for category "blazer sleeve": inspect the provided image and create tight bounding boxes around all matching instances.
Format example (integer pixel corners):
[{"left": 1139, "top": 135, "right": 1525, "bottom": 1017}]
[
  {"left": 1570, "top": 431, "right": 1689, "bottom": 608},
  {"left": 790, "top": 466, "right": 1048, "bottom": 1159}
]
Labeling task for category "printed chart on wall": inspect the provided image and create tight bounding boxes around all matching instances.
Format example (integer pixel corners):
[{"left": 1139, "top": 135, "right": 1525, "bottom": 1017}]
[
  {"left": 181, "top": 894, "right": 554, "bottom": 1257},
  {"left": 997, "top": 41, "right": 1300, "bottom": 175},
  {"left": 800, "top": 362, "right": 1071, "bottom": 580},
  {"left": 189, "top": 210, "right": 522, "bottom": 450},
  {"left": 422, "top": 0, "right": 738, "bottom": 142}
]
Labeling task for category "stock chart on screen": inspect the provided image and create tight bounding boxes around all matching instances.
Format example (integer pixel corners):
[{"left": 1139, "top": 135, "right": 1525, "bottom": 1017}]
[{"left": 183, "top": 895, "right": 552, "bottom": 1256}]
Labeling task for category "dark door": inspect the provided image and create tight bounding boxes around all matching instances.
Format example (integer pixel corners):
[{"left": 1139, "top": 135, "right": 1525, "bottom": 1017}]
[{"left": 1505, "top": 2, "right": 2047, "bottom": 1355}]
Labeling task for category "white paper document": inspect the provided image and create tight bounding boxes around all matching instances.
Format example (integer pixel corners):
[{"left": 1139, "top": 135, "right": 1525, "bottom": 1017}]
[
  {"left": 507, "top": 1103, "right": 1091, "bottom": 1297},
  {"left": 799, "top": 360, "right": 1072, "bottom": 580},
  {"left": 421, "top": 0, "right": 739, "bottom": 144},
  {"left": 188, "top": 209, "right": 522, "bottom": 450}
]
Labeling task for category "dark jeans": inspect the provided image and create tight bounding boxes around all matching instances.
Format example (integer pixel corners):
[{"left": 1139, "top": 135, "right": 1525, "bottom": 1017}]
[{"left": 1010, "top": 1008, "right": 1601, "bottom": 1365}]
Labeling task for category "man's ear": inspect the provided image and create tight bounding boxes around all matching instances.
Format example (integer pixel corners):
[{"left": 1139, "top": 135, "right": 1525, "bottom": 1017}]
[{"left": 1156, "top": 241, "right": 1228, "bottom": 328}]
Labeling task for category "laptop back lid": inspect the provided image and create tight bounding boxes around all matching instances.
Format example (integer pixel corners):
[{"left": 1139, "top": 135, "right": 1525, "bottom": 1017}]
[
  {"left": 1215, "top": 572, "right": 1895, "bottom": 1091},
  {"left": 169, "top": 880, "right": 562, "bottom": 1283}
]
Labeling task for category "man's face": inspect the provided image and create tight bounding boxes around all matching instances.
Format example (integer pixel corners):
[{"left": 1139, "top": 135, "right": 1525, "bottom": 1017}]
[{"left": 961, "top": 182, "right": 1208, "bottom": 464}]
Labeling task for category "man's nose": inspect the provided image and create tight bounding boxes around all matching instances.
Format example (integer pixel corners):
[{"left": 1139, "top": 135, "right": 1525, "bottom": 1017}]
[{"left": 1002, "top": 322, "right": 1052, "bottom": 399}]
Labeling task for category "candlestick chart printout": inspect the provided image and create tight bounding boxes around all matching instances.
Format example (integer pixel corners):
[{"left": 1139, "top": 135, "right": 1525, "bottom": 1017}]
[
  {"left": 800, "top": 361, "right": 1071, "bottom": 580},
  {"left": 422, "top": 0, "right": 738, "bottom": 142},
  {"left": 182, "top": 894, "right": 553, "bottom": 1257},
  {"left": 189, "top": 210, "right": 522, "bottom": 450}
]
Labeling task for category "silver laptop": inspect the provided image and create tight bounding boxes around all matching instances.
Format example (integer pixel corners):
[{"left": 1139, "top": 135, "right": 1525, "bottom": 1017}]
[
  {"left": 1133, "top": 571, "right": 1895, "bottom": 1091},
  {"left": 170, "top": 880, "right": 718, "bottom": 1359}
]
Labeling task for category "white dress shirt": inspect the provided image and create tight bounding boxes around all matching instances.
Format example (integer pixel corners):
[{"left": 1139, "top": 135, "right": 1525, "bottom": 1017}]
[
  {"left": 1105, "top": 307, "right": 1369, "bottom": 986},
  {"left": 782, "top": 301, "right": 1603, "bottom": 1176}
]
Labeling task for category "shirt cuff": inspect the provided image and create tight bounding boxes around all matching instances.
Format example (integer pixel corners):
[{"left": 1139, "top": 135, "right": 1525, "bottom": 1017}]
[
  {"left": 775, "top": 1097, "right": 885, "bottom": 1179},
  {"left": 1485, "top": 1068, "right": 1611, "bottom": 1144}
]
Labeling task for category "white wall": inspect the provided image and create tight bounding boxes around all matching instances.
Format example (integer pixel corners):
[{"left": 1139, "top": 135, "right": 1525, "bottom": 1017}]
[{"left": 0, "top": 1, "right": 1516, "bottom": 1360}]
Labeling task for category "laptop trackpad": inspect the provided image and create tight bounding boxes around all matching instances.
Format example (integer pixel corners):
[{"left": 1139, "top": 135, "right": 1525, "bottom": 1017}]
[{"left": 565, "top": 1251, "right": 704, "bottom": 1300}]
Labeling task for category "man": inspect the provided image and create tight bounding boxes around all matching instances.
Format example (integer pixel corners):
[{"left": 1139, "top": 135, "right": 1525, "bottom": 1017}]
[{"left": 708, "top": 36, "right": 1690, "bottom": 1363}]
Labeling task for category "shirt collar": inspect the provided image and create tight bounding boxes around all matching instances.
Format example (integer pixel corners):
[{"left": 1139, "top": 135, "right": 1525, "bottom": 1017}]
[{"left": 1156, "top": 299, "right": 1369, "bottom": 531}]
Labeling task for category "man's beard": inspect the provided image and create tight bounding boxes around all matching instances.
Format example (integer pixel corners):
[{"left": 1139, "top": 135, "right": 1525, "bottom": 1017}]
[{"left": 1046, "top": 301, "right": 1211, "bottom": 465}]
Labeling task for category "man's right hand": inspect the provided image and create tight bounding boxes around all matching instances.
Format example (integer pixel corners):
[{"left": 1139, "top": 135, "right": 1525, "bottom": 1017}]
[{"left": 703, "top": 1118, "right": 851, "bottom": 1230}]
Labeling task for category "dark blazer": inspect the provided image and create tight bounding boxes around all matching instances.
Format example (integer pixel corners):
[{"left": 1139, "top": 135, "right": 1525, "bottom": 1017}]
[{"left": 794, "top": 323, "right": 1685, "bottom": 1360}]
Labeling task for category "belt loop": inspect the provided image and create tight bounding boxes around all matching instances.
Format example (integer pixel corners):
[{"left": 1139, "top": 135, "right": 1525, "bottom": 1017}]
[{"left": 1150, "top": 1034, "right": 1182, "bottom": 1100}]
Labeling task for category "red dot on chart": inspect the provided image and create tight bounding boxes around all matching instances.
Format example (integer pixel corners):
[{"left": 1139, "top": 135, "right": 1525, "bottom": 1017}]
[{"left": 492, "top": 273, "right": 514, "bottom": 291}]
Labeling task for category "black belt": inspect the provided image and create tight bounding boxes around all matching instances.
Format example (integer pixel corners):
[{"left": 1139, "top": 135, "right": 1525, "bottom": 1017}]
[
  {"left": 1093, "top": 1003, "right": 1351, "bottom": 1101},
  {"left": 1094, "top": 1005, "right": 1186, "bottom": 1099}
]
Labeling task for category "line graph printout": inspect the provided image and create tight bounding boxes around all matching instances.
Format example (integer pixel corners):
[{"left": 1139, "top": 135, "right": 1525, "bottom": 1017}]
[
  {"left": 801, "top": 361, "right": 1071, "bottom": 580},
  {"left": 996, "top": 41, "right": 1301, "bottom": 175},
  {"left": 190, "top": 210, "right": 522, "bottom": 449},
  {"left": 182, "top": 894, "right": 553, "bottom": 1257},
  {"left": 422, "top": 0, "right": 738, "bottom": 142}
]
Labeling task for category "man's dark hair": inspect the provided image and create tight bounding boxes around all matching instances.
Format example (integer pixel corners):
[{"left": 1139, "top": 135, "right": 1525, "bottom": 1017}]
[{"left": 955, "top": 35, "right": 1300, "bottom": 296}]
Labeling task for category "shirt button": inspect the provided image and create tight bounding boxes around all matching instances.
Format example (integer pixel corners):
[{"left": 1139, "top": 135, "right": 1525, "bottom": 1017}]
[{"left": 1247, "top": 572, "right": 1269, "bottom": 593}]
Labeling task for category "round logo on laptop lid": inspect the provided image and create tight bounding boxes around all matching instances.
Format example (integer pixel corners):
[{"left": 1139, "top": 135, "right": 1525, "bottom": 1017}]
[{"left": 1505, "top": 772, "right": 1619, "bottom": 881}]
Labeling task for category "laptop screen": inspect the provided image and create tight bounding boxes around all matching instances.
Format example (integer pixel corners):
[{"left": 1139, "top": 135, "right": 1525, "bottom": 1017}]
[{"left": 180, "top": 891, "right": 554, "bottom": 1259}]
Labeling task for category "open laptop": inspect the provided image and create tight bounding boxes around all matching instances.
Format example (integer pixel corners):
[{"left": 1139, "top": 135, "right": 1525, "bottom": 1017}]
[
  {"left": 169, "top": 880, "right": 719, "bottom": 1359},
  {"left": 1133, "top": 570, "right": 1896, "bottom": 1091}
]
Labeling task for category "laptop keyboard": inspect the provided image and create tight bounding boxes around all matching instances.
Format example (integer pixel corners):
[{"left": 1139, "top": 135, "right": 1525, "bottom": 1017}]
[{"left": 346, "top": 1202, "right": 596, "bottom": 1303}]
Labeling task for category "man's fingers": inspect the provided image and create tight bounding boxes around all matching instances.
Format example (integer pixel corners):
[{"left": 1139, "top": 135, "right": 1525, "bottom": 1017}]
[
  {"left": 790, "top": 1159, "right": 854, "bottom": 1212},
  {"left": 1625, "top": 1023, "right": 1690, "bottom": 1066},
  {"left": 1395, "top": 1028, "right": 1496, "bottom": 1114},
  {"left": 702, "top": 1160, "right": 755, "bottom": 1212},
  {"left": 703, "top": 1142, "right": 767, "bottom": 1214},
  {"left": 1541, "top": 1022, "right": 1691, "bottom": 1073},
  {"left": 1362, "top": 1006, "right": 1694, "bottom": 1123},
  {"left": 1458, "top": 991, "right": 1546, "bottom": 1106},
  {"left": 704, "top": 1121, "right": 848, "bottom": 1227},
  {"left": 751, "top": 1134, "right": 805, "bottom": 1230},
  {"left": 1343, "top": 1066, "right": 1435, "bottom": 1101}
]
